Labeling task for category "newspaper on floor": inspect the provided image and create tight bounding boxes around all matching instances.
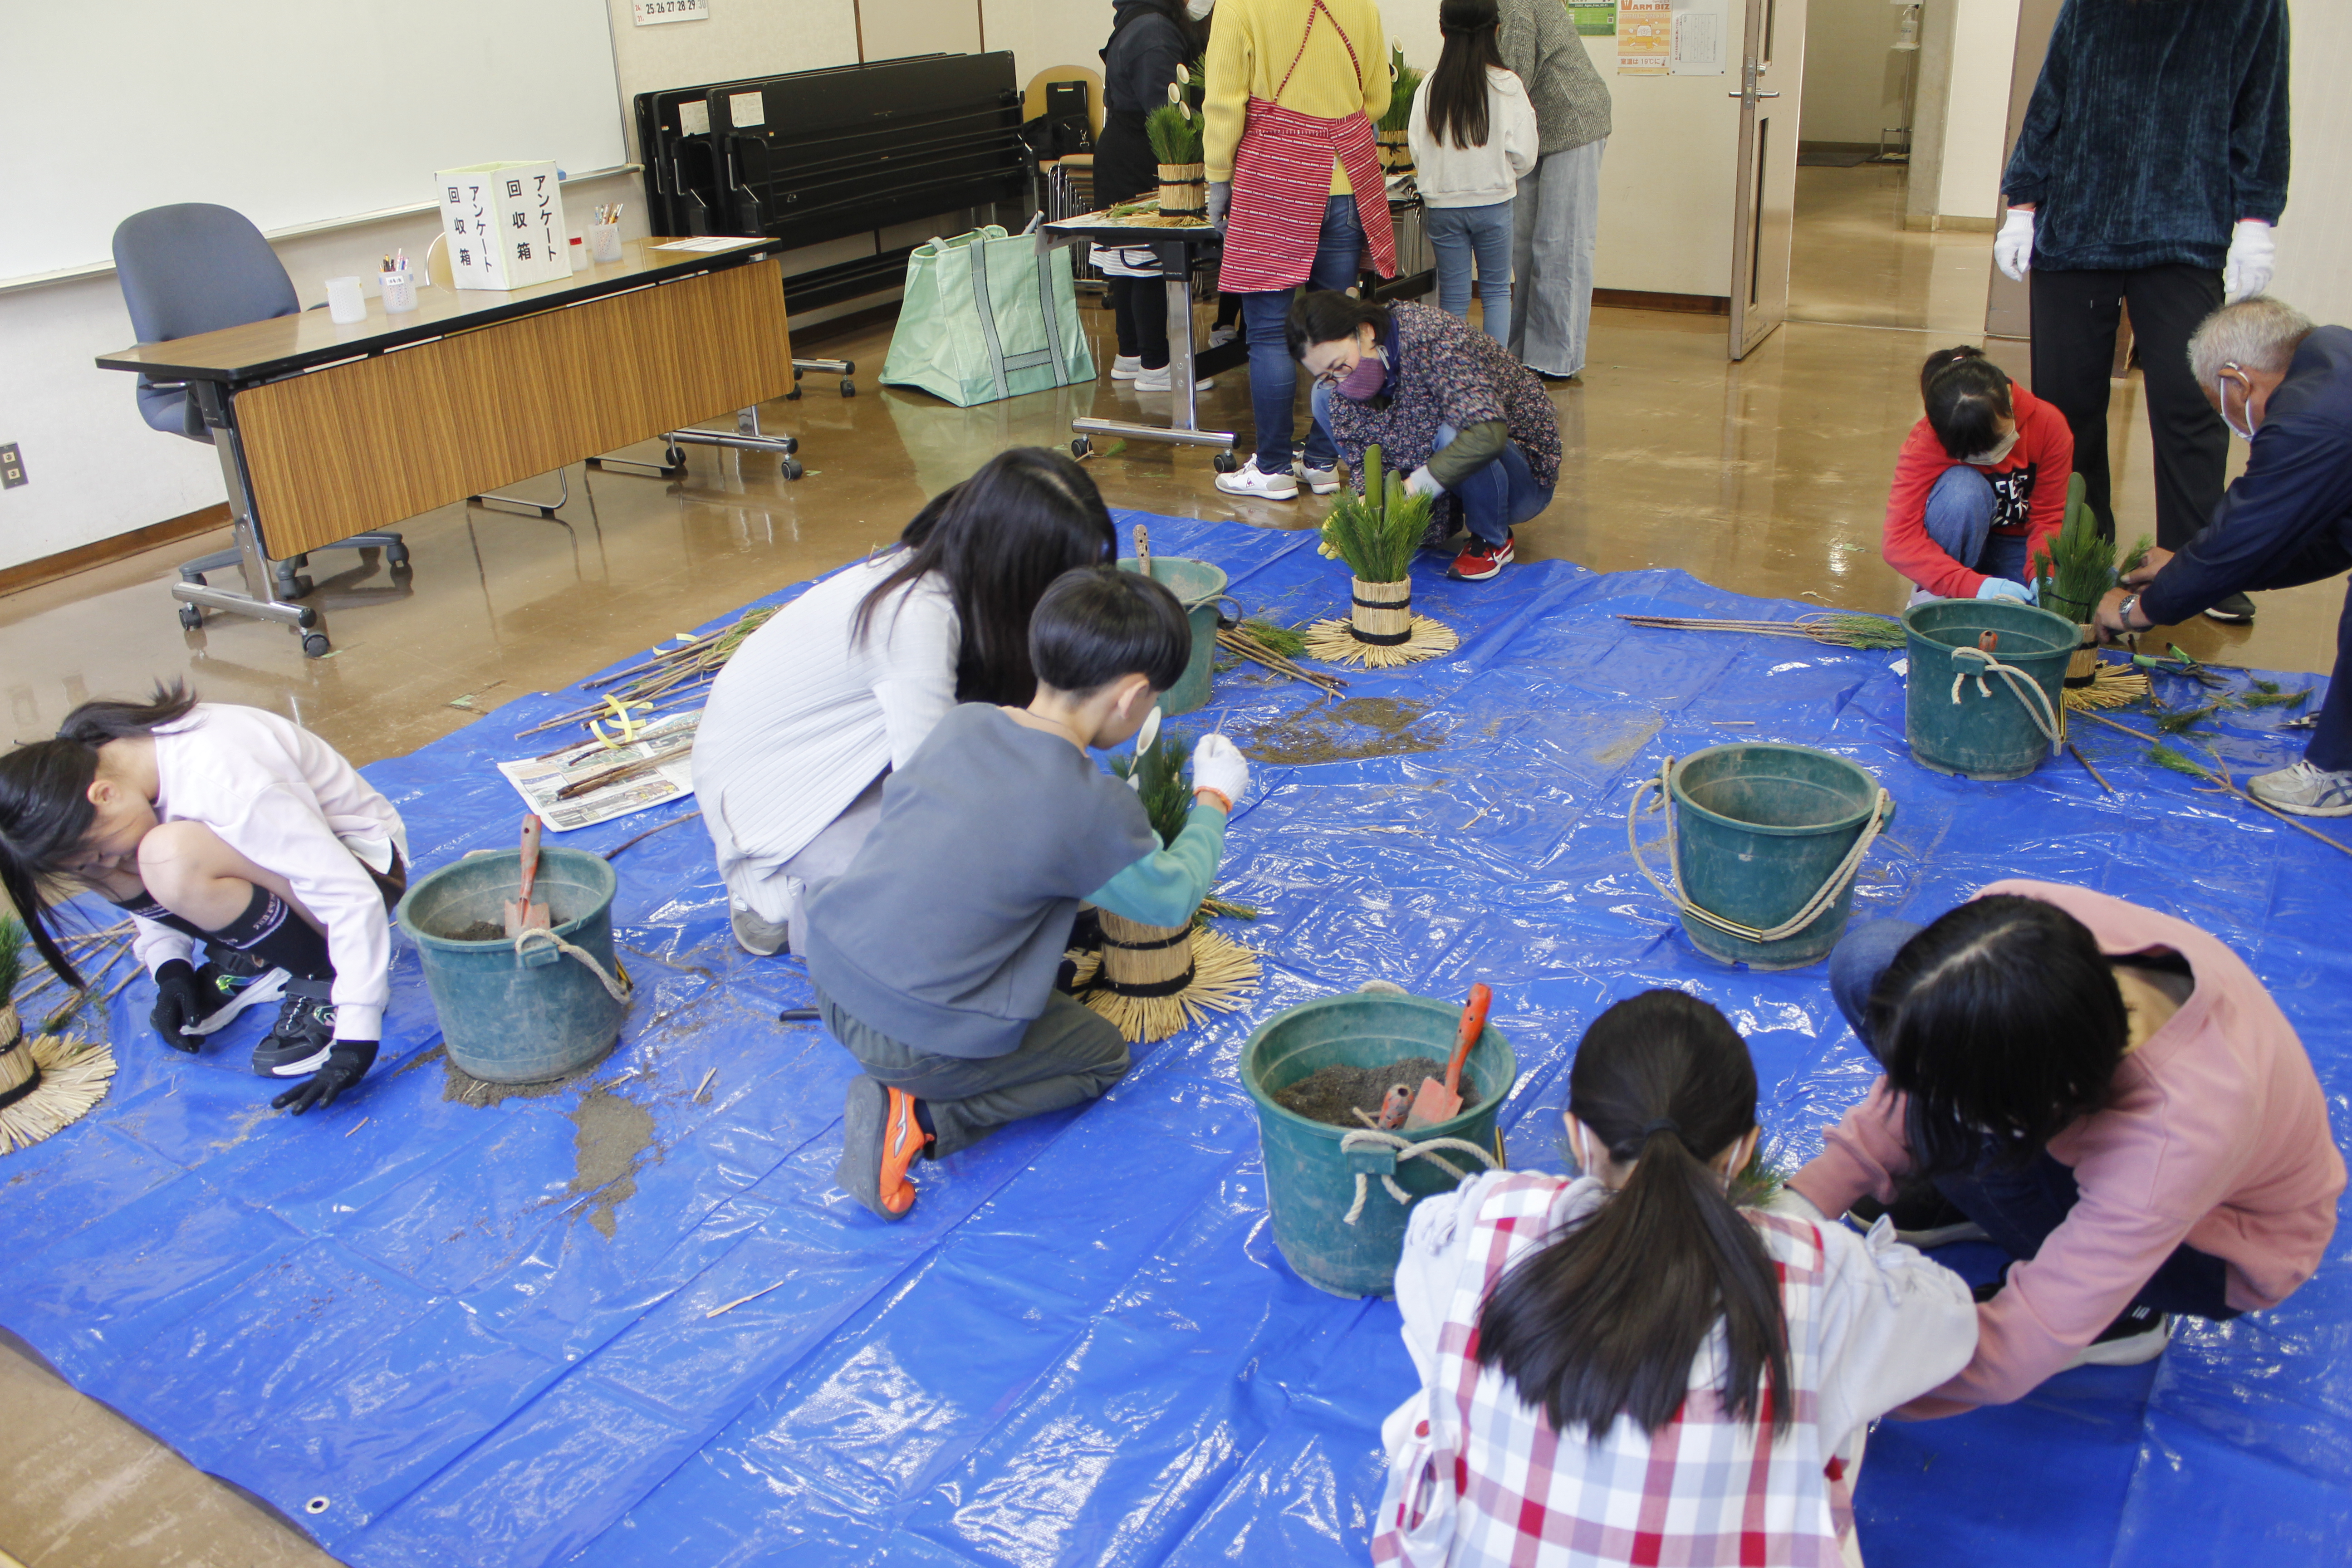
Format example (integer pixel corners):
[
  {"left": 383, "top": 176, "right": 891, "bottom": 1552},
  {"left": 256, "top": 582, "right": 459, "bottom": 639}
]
[{"left": 498, "top": 712, "right": 699, "bottom": 832}]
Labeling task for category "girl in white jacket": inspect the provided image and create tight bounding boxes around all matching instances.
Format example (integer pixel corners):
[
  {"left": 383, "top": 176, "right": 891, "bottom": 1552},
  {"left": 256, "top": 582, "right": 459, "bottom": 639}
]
[
  {"left": 1376, "top": 989, "right": 1977, "bottom": 1568},
  {"left": 1407, "top": 0, "right": 1539, "bottom": 345},
  {"left": 0, "top": 685, "right": 407, "bottom": 1115}
]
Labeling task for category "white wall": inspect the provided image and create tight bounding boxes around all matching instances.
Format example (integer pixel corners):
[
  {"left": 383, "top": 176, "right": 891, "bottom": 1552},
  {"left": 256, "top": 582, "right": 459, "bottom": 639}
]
[
  {"left": 1931, "top": 0, "right": 2019, "bottom": 221},
  {"left": 2271, "top": 0, "right": 2352, "bottom": 324},
  {"left": 1800, "top": 0, "right": 1907, "bottom": 146},
  {"left": 0, "top": 0, "right": 1003, "bottom": 574}
]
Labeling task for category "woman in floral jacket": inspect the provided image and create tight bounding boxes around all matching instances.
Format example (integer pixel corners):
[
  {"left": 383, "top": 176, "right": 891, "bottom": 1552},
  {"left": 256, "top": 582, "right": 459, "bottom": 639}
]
[{"left": 1291, "top": 290, "right": 1560, "bottom": 580}]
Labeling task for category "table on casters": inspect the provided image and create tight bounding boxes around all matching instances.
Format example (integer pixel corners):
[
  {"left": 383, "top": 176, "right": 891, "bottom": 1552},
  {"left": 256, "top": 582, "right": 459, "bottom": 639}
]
[{"left": 97, "top": 237, "right": 799, "bottom": 655}]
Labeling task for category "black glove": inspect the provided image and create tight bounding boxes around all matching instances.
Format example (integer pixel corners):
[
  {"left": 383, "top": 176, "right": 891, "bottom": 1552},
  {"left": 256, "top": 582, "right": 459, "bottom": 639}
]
[
  {"left": 149, "top": 960, "right": 211, "bottom": 1052},
  {"left": 271, "top": 1039, "right": 378, "bottom": 1115}
]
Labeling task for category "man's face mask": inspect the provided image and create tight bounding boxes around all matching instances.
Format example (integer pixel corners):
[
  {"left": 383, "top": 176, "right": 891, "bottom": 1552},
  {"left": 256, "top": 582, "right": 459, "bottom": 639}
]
[{"left": 1965, "top": 428, "right": 2020, "bottom": 467}]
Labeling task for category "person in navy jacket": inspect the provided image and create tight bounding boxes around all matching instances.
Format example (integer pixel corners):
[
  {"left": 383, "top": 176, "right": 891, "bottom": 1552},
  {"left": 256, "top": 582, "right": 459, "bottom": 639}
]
[{"left": 2096, "top": 298, "right": 2352, "bottom": 816}]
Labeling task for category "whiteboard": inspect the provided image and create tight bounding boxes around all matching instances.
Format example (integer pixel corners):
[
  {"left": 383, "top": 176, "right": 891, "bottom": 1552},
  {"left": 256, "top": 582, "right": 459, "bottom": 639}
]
[{"left": 2, "top": 0, "right": 627, "bottom": 282}]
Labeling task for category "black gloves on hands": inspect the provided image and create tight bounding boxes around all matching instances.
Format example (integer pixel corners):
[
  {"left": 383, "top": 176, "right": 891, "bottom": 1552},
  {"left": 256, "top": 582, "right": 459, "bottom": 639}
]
[
  {"left": 271, "top": 1039, "right": 378, "bottom": 1115},
  {"left": 149, "top": 960, "right": 215, "bottom": 1052}
]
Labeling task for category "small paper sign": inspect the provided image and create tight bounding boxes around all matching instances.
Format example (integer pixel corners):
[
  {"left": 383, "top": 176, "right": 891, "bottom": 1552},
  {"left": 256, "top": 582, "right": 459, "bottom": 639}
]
[{"left": 633, "top": 0, "right": 708, "bottom": 24}]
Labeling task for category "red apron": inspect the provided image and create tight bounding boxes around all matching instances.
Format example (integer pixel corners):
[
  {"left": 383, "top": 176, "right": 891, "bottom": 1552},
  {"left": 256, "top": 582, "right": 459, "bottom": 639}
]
[{"left": 1220, "top": 0, "right": 1396, "bottom": 293}]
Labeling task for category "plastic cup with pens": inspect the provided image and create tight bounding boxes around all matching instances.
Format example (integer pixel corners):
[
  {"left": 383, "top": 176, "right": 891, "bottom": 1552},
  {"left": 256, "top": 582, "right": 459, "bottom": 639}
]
[
  {"left": 380, "top": 266, "right": 418, "bottom": 312},
  {"left": 589, "top": 223, "right": 623, "bottom": 264}
]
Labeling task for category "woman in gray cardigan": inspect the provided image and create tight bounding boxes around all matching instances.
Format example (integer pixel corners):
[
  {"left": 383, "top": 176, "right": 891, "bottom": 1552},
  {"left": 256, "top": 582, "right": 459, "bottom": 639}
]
[{"left": 1494, "top": 0, "right": 1610, "bottom": 379}]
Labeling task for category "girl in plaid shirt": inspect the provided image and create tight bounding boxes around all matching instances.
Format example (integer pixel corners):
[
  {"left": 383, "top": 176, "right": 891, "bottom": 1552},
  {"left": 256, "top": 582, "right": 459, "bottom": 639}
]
[{"left": 1377, "top": 990, "right": 1977, "bottom": 1567}]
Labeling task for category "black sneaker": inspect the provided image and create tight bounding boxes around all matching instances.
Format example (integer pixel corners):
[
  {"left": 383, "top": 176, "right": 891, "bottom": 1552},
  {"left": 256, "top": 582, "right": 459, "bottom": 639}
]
[
  {"left": 251, "top": 980, "right": 339, "bottom": 1078},
  {"left": 1848, "top": 1184, "right": 1989, "bottom": 1249},
  {"left": 188, "top": 947, "right": 290, "bottom": 1039},
  {"left": 2204, "top": 591, "right": 2255, "bottom": 624},
  {"left": 2067, "top": 1301, "right": 2171, "bottom": 1367}
]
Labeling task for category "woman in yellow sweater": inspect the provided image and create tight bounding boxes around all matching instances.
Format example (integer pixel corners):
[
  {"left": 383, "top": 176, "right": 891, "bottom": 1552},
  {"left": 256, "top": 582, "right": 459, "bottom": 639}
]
[{"left": 1205, "top": 0, "right": 1392, "bottom": 499}]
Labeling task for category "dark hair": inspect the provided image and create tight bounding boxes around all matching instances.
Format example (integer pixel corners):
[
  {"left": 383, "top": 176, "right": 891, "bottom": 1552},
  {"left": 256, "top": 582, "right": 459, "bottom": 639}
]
[
  {"left": 0, "top": 681, "right": 198, "bottom": 988},
  {"left": 1028, "top": 565, "right": 1191, "bottom": 694},
  {"left": 1119, "top": 0, "right": 1199, "bottom": 59},
  {"left": 853, "top": 448, "right": 1117, "bottom": 705},
  {"left": 1285, "top": 290, "right": 1392, "bottom": 363},
  {"left": 1426, "top": 0, "right": 1506, "bottom": 150},
  {"left": 1919, "top": 345, "right": 2014, "bottom": 460},
  {"left": 1868, "top": 895, "right": 2127, "bottom": 1174},
  {"left": 1476, "top": 990, "right": 1791, "bottom": 1440}
]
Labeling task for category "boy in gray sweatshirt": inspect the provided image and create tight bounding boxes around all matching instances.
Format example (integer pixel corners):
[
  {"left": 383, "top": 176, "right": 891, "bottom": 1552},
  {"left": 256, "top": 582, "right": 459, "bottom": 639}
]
[{"left": 803, "top": 565, "right": 1252, "bottom": 1220}]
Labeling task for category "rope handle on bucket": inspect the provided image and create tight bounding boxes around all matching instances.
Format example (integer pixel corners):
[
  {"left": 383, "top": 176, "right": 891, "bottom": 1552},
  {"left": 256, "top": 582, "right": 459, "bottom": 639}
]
[
  {"left": 1626, "top": 759, "right": 1895, "bottom": 946},
  {"left": 1338, "top": 1130, "right": 1500, "bottom": 1226},
  {"left": 512, "top": 927, "right": 635, "bottom": 1003},
  {"left": 1948, "top": 644, "right": 2063, "bottom": 757}
]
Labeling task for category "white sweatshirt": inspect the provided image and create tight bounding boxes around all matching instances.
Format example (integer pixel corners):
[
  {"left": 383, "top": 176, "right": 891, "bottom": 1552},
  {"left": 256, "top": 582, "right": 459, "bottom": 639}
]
[
  {"left": 691, "top": 552, "right": 959, "bottom": 888},
  {"left": 136, "top": 705, "right": 409, "bottom": 1041},
  {"left": 1407, "top": 66, "right": 1540, "bottom": 210}
]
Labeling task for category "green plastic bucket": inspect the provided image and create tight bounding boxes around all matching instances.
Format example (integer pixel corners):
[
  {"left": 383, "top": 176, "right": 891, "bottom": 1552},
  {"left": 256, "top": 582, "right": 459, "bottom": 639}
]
[
  {"left": 1118, "top": 555, "right": 1226, "bottom": 716},
  {"left": 1629, "top": 745, "right": 1893, "bottom": 970},
  {"left": 1902, "top": 598, "right": 2078, "bottom": 780},
  {"left": 1241, "top": 992, "right": 1516, "bottom": 1298},
  {"left": 394, "top": 847, "right": 632, "bottom": 1084}
]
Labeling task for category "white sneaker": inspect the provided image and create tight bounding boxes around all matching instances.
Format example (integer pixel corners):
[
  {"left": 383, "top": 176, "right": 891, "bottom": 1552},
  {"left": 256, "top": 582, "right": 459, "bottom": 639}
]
[
  {"left": 1207, "top": 324, "right": 1239, "bottom": 349},
  {"left": 731, "top": 902, "right": 791, "bottom": 956},
  {"left": 1110, "top": 354, "right": 1144, "bottom": 382},
  {"left": 2247, "top": 759, "right": 2352, "bottom": 817},
  {"left": 2065, "top": 1307, "right": 2172, "bottom": 1368},
  {"left": 1133, "top": 365, "right": 1215, "bottom": 393},
  {"left": 1215, "top": 457, "right": 1299, "bottom": 500},
  {"left": 1295, "top": 461, "right": 1341, "bottom": 495}
]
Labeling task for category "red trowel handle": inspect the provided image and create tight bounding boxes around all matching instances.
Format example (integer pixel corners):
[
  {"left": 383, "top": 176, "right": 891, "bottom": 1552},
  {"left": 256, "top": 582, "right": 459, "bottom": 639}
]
[
  {"left": 1444, "top": 984, "right": 1493, "bottom": 1098},
  {"left": 518, "top": 814, "right": 544, "bottom": 902}
]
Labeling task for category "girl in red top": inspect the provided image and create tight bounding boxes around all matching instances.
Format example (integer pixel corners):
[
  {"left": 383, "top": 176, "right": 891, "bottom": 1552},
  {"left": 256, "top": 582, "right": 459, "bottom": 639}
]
[{"left": 1882, "top": 346, "right": 2073, "bottom": 603}]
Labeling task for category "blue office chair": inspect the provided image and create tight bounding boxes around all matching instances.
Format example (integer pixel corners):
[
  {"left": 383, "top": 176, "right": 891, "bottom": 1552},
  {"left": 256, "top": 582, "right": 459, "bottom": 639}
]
[{"left": 112, "top": 204, "right": 407, "bottom": 619}]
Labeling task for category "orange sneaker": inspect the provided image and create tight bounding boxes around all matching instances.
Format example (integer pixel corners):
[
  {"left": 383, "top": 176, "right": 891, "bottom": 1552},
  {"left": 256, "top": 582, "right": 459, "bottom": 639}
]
[{"left": 838, "top": 1076, "right": 931, "bottom": 1221}]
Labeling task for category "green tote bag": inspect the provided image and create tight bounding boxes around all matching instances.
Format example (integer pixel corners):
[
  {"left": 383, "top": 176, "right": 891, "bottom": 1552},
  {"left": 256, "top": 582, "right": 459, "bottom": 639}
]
[{"left": 881, "top": 219, "right": 1098, "bottom": 407}]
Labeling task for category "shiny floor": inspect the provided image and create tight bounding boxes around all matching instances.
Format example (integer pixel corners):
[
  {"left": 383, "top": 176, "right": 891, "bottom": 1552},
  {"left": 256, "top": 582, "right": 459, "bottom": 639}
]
[{"left": 0, "top": 164, "right": 2337, "bottom": 1568}]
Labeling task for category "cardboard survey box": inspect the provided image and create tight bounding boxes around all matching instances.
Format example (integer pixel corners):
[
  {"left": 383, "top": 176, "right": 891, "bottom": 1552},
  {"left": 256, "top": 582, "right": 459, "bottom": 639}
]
[{"left": 435, "top": 162, "right": 571, "bottom": 290}]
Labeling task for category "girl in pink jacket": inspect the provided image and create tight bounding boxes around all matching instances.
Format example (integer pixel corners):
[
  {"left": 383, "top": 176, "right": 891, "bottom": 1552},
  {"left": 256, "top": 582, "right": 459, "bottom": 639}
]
[{"left": 1790, "top": 881, "right": 2343, "bottom": 1414}]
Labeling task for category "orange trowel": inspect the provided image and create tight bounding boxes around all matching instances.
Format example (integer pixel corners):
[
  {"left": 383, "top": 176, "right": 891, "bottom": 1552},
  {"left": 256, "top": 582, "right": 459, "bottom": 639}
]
[
  {"left": 1404, "top": 983, "right": 1493, "bottom": 1131},
  {"left": 504, "top": 814, "right": 549, "bottom": 935}
]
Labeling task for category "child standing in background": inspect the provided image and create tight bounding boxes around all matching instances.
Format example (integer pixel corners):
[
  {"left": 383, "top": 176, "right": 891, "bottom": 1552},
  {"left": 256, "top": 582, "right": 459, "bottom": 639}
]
[
  {"left": 1408, "top": 0, "right": 1538, "bottom": 346},
  {"left": 1376, "top": 990, "right": 1976, "bottom": 1567}
]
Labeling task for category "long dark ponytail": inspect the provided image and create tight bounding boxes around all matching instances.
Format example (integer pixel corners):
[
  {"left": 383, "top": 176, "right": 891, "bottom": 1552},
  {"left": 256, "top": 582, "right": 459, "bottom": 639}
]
[
  {"left": 852, "top": 447, "right": 1117, "bottom": 706},
  {"left": 1426, "top": 0, "right": 1506, "bottom": 150},
  {"left": 0, "top": 682, "right": 198, "bottom": 988},
  {"left": 1476, "top": 989, "right": 1792, "bottom": 1440}
]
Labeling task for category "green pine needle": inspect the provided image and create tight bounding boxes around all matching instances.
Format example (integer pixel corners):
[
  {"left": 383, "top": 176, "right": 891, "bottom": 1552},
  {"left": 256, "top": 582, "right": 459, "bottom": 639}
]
[
  {"left": 2118, "top": 534, "right": 2155, "bottom": 576},
  {"left": 2032, "top": 475, "right": 2119, "bottom": 623},
  {"left": 2240, "top": 689, "right": 2309, "bottom": 709},
  {"left": 1818, "top": 614, "right": 1907, "bottom": 650},
  {"left": 1728, "top": 1150, "right": 1788, "bottom": 1209},
  {"left": 1112, "top": 728, "right": 1197, "bottom": 845},
  {"left": 0, "top": 912, "right": 22, "bottom": 1004},
  {"left": 1240, "top": 618, "right": 1307, "bottom": 657},
  {"left": 1145, "top": 103, "right": 1203, "bottom": 165},
  {"left": 2149, "top": 744, "right": 2212, "bottom": 779},
  {"left": 1200, "top": 895, "right": 1259, "bottom": 922},
  {"left": 1377, "top": 47, "right": 1422, "bottom": 132},
  {"left": 1319, "top": 442, "right": 1432, "bottom": 582},
  {"left": 2153, "top": 704, "right": 2219, "bottom": 734}
]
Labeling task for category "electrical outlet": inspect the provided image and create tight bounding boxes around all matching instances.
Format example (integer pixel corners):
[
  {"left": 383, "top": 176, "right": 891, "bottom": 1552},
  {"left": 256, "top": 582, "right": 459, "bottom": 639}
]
[{"left": 0, "top": 443, "right": 22, "bottom": 489}]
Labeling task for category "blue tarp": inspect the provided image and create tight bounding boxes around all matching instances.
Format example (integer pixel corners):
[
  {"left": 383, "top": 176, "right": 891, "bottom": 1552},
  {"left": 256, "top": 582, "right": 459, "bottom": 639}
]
[{"left": 3, "top": 514, "right": 2347, "bottom": 1566}]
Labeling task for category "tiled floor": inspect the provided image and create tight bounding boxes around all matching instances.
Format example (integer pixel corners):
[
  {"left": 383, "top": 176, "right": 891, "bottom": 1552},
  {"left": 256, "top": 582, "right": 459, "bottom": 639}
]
[{"left": 0, "top": 164, "right": 2336, "bottom": 1567}]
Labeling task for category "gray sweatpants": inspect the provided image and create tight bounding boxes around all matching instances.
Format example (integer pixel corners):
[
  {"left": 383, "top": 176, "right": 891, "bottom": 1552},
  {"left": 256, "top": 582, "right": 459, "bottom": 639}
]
[
  {"left": 818, "top": 990, "right": 1130, "bottom": 1156},
  {"left": 1508, "top": 137, "right": 1607, "bottom": 378}
]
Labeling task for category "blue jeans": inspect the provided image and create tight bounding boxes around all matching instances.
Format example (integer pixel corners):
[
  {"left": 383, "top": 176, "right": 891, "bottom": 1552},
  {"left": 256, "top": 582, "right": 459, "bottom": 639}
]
[
  {"left": 1236, "top": 196, "right": 1363, "bottom": 473},
  {"left": 1426, "top": 199, "right": 1513, "bottom": 345},
  {"left": 1921, "top": 466, "right": 2032, "bottom": 590},
  {"left": 1828, "top": 919, "right": 2238, "bottom": 1320},
  {"left": 1308, "top": 387, "right": 1554, "bottom": 547}
]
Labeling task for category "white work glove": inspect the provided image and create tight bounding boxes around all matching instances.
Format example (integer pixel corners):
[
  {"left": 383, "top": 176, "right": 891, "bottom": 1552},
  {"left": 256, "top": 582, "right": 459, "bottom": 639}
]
[
  {"left": 1993, "top": 208, "right": 2034, "bottom": 282},
  {"left": 1206, "top": 181, "right": 1231, "bottom": 233},
  {"left": 2223, "top": 219, "right": 2275, "bottom": 302},
  {"left": 1975, "top": 576, "right": 2035, "bottom": 604},
  {"left": 1190, "top": 731, "right": 1250, "bottom": 808},
  {"left": 1404, "top": 465, "right": 1443, "bottom": 498}
]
